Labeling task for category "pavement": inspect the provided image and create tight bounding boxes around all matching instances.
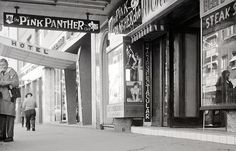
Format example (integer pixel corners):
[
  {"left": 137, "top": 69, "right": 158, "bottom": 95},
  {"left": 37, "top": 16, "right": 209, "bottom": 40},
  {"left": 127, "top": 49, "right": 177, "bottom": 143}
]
[{"left": 1, "top": 124, "right": 236, "bottom": 151}]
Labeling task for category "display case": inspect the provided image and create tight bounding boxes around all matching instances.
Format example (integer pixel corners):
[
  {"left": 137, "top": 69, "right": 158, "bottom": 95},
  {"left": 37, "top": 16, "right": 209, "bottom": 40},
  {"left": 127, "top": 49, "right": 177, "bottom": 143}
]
[{"left": 107, "top": 34, "right": 144, "bottom": 118}]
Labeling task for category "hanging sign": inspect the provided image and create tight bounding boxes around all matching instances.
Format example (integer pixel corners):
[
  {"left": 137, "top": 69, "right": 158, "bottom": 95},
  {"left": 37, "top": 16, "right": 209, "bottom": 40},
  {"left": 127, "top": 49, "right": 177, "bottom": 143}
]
[
  {"left": 3, "top": 12, "right": 100, "bottom": 33},
  {"left": 144, "top": 42, "right": 152, "bottom": 122}
]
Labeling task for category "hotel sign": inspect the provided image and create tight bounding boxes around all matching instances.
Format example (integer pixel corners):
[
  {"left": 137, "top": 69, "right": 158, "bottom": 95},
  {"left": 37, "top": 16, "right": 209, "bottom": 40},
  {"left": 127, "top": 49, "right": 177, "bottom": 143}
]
[
  {"left": 3, "top": 12, "right": 100, "bottom": 33},
  {"left": 108, "top": 0, "right": 142, "bottom": 34},
  {"left": 144, "top": 42, "right": 151, "bottom": 122}
]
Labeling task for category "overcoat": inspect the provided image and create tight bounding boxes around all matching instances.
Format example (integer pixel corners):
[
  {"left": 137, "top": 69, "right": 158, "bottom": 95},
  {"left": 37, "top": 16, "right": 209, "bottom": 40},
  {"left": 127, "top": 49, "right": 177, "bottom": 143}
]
[{"left": 0, "top": 67, "right": 19, "bottom": 116}]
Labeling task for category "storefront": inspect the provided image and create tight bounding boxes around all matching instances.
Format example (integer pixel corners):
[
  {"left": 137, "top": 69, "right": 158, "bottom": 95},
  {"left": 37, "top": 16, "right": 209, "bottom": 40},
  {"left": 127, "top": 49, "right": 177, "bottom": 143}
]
[
  {"left": 101, "top": 0, "right": 202, "bottom": 131},
  {"left": 200, "top": 0, "right": 236, "bottom": 131}
]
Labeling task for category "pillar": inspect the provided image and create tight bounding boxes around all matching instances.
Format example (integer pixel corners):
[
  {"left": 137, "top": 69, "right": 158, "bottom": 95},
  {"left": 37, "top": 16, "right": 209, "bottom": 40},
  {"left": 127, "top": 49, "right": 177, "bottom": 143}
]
[
  {"left": 42, "top": 67, "right": 55, "bottom": 123},
  {"left": 64, "top": 69, "right": 77, "bottom": 124}
]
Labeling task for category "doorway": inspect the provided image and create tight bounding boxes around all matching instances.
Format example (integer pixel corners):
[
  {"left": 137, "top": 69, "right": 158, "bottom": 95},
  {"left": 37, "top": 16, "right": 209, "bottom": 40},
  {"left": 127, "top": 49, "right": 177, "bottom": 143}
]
[
  {"left": 172, "top": 29, "right": 201, "bottom": 127},
  {"left": 152, "top": 35, "right": 169, "bottom": 127}
]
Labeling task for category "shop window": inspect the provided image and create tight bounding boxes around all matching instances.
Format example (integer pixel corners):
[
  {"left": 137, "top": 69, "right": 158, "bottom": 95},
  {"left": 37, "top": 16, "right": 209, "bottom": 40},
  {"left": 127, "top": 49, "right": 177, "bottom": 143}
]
[
  {"left": 222, "top": 25, "right": 236, "bottom": 40},
  {"left": 107, "top": 44, "right": 124, "bottom": 104},
  {"left": 221, "top": 55, "right": 228, "bottom": 71},
  {"left": 202, "top": 24, "right": 236, "bottom": 107}
]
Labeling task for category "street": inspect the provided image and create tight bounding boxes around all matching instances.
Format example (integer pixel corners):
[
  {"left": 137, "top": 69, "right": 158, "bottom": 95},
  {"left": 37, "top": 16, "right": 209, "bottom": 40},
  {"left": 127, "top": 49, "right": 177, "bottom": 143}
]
[{"left": 0, "top": 124, "right": 236, "bottom": 151}]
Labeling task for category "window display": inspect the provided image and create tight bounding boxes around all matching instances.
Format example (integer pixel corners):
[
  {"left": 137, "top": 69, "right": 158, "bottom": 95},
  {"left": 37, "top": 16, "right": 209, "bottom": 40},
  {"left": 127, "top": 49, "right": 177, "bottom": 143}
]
[
  {"left": 108, "top": 45, "right": 124, "bottom": 104},
  {"left": 201, "top": 1, "right": 236, "bottom": 108},
  {"left": 202, "top": 24, "right": 236, "bottom": 107},
  {"left": 125, "top": 43, "right": 143, "bottom": 103}
]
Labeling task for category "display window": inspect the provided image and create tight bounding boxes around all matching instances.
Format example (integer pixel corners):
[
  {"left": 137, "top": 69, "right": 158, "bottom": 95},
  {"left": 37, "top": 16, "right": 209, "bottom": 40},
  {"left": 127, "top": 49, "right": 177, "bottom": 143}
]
[{"left": 201, "top": 1, "right": 236, "bottom": 108}]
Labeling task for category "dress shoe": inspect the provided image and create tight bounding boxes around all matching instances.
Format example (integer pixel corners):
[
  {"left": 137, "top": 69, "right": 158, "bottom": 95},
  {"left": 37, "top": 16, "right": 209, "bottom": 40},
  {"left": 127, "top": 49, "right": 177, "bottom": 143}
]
[
  {"left": 32, "top": 128, "right": 35, "bottom": 131},
  {"left": 0, "top": 137, "right": 4, "bottom": 142},
  {"left": 3, "top": 137, "right": 14, "bottom": 142}
]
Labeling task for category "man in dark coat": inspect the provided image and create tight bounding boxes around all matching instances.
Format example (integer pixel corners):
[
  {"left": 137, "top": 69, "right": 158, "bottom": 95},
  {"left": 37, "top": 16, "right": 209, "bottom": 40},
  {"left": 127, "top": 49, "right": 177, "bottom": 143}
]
[{"left": 0, "top": 58, "right": 19, "bottom": 142}]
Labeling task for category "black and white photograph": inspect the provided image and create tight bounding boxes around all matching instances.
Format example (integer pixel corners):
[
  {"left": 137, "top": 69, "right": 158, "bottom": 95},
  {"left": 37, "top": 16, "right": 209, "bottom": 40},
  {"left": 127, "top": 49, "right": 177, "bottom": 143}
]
[{"left": 0, "top": 0, "right": 236, "bottom": 151}]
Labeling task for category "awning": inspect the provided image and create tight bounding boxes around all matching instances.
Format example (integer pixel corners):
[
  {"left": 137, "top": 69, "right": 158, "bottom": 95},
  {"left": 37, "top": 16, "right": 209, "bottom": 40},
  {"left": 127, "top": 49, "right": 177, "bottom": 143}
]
[
  {"left": 129, "top": 24, "right": 165, "bottom": 43},
  {"left": 0, "top": 35, "right": 77, "bottom": 69}
]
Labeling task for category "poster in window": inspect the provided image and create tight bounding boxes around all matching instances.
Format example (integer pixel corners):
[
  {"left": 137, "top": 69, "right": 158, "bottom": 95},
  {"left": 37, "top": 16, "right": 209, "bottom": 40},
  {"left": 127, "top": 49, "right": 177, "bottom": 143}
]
[
  {"left": 126, "top": 81, "right": 142, "bottom": 102},
  {"left": 108, "top": 45, "right": 124, "bottom": 104},
  {"left": 124, "top": 40, "right": 143, "bottom": 103}
]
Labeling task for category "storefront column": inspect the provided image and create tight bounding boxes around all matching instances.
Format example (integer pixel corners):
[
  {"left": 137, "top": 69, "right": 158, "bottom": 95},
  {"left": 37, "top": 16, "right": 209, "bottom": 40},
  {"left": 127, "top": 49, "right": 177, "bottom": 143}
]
[
  {"left": 91, "top": 33, "right": 99, "bottom": 128},
  {"left": 226, "top": 111, "right": 236, "bottom": 132},
  {"left": 64, "top": 69, "right": 77, "bottom": 124},
  {"left": 42, "top": 67, "right": 55, "bottom": 123}
]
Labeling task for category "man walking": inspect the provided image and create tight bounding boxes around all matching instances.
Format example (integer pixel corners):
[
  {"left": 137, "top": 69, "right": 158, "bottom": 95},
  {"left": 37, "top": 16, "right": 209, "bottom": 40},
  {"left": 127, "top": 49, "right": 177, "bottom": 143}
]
[
  {"left": 23, "top": 93, "right": 37, "bottom": 131},
  {"left": 0, "top": 58, "right": 19, "bottom": 142}
]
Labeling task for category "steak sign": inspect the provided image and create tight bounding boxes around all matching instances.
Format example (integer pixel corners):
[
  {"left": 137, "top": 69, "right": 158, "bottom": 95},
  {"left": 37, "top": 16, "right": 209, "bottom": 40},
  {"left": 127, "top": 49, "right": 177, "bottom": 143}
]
[{"left": 3, "top": 12, "right": 100, "bottom": 33}]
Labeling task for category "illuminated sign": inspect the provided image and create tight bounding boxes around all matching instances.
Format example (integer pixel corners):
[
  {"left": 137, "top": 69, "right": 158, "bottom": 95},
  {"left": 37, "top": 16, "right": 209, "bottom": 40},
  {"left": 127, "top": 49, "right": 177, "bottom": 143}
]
[{"left": 3, "top": 12, "right": 100, "bottom": 33}]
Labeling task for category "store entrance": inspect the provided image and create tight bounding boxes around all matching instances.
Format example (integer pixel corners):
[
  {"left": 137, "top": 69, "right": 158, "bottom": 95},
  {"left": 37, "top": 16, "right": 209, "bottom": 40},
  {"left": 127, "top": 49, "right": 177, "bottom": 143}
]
[
  {"left": 152, "top": 35, "right": 169, "bottom": 127},
  {"left": 172, "top": 29, "right": 201, "bottom": 127}
]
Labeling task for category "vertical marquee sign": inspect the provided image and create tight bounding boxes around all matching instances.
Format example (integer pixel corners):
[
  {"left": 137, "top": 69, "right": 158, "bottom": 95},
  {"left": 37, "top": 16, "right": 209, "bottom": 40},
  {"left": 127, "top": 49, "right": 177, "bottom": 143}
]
[
  {"left": 144, "top": 42, "right": 152, "bottom": 122},
  {"left": 3, "top": 12, "right": 100, "bottom": 33}
]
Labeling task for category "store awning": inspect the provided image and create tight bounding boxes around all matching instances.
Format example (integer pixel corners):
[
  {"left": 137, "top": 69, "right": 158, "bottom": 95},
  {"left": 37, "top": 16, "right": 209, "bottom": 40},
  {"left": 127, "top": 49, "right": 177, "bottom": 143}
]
[
  {"left": 0, "top": 35, "right": 77, "bottom": 69},
  {"left": 129, "top": 24, "right": 165, "bottom": 43}
]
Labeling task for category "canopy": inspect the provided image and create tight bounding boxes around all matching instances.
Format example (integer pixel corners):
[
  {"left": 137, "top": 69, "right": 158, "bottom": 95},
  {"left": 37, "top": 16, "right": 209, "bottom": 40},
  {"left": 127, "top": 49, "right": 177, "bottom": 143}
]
[{"left": 0, "top": 35, "right": 77, "bottom": 69}]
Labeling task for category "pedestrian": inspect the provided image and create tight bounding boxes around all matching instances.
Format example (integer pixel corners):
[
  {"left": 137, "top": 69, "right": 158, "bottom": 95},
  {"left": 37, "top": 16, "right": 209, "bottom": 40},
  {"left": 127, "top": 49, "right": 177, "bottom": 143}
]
[
  {"left": 0, "top": 58, "right": 19, "bottom": 142},
  {"left": 22, "top": 93, "right": 37, "bottom": 131}
]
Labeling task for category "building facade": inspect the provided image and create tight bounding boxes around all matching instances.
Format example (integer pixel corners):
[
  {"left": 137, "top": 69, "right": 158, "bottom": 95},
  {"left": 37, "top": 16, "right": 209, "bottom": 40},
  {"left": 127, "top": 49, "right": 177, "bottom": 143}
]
[
  {"left": 92, "top": 0, "right": 236, "bottom": 132},
  {"left": 11, "top": 0, "right": 236, "bottom": 133}
]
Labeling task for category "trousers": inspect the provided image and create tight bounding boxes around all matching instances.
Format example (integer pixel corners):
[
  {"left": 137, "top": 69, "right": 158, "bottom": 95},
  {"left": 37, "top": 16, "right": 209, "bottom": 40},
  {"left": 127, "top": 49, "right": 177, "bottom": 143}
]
[
  {"left": 25, "top": 109, "right": 36, "bottom": 130},
  {"left": 0, "top": 114, "right": 15, "bottom": 138}
]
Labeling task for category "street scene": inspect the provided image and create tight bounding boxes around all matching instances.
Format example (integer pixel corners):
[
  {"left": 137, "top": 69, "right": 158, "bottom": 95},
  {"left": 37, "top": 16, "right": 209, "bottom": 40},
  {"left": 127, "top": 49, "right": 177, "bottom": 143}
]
[{"left": 0, "top": 0, "right": 236, "bottom": 150}]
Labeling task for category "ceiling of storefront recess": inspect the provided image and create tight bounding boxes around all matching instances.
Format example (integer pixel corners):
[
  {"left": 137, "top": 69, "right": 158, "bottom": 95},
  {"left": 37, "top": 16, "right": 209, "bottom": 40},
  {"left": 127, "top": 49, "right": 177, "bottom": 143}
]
[{"left": 0, "top": 0, "right": 121, "bottom": 27}]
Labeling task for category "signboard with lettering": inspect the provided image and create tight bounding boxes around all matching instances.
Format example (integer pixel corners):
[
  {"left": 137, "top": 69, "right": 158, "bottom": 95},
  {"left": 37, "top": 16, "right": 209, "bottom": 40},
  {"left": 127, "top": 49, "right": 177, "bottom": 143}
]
[
  {"left": 143, "top": 42, "right": 151, "bottom": 122},
  {"left": 108, "top": 0, "right": 142, "bottom": 34},
  {"left": 3, "top": 12, "right": 100, "bottom": 33},
  {"left": 141, "top": 0, "right": 179, "bottom": 23},
  {"left": 202, "top": 1, "right": 236, "bottom": 35},
  {"left": 200, "top": 0, "right": 235, "bottom": 17}
]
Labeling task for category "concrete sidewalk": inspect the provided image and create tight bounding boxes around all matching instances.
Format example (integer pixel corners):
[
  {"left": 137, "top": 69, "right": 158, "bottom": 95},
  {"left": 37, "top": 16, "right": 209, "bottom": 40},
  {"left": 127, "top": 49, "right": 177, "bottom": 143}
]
[{"left": 1, "top": 124, "right": 236, "bottom": 151}]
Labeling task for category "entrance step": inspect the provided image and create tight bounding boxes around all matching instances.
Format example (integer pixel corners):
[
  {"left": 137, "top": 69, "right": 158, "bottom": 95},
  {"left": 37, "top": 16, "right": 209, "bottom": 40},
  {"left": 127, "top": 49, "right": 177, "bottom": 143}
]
[{"left": 131, "top": 126, "right": 236, "bottom": 145}]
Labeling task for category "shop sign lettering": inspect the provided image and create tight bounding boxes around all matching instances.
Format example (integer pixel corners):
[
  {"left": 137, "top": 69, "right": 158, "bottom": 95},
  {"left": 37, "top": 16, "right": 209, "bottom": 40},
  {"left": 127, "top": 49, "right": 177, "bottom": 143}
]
[
  {"left": 108, "top": 0, "right": 142, "bottom": 34},
  {"left": 141, "top": 0, "right": 178, "bottom": 23},
  {"left": 11, "top": 40, "right": 49, "bottom": 55},
  {"left": 144, "top": 43, "right": 151, "bottom": 122},
  {"left": 4, "top": 12, "right": 100, "bottom": 33},
  {"left": 202, "top": 1, "right": 236, "bottom": 35}
]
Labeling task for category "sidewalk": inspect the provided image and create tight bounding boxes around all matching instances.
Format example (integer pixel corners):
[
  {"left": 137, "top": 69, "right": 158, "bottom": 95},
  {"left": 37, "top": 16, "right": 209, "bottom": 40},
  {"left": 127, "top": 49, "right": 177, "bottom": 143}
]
[
  {"left": 131, "top": 126, "right": 236, "bottom": 145},
  {"left": 1, "top": 124, "right": 236, "bottom": 151}
]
